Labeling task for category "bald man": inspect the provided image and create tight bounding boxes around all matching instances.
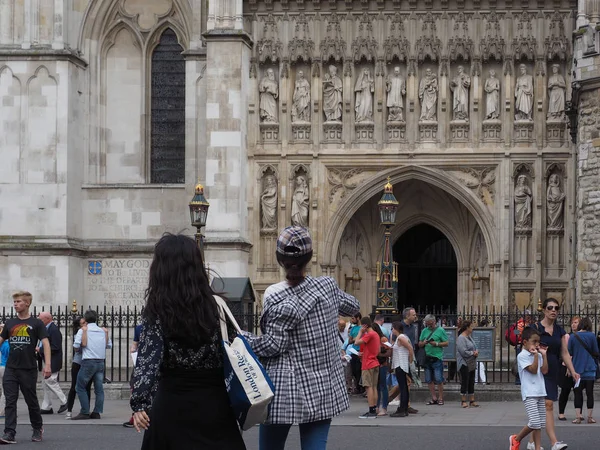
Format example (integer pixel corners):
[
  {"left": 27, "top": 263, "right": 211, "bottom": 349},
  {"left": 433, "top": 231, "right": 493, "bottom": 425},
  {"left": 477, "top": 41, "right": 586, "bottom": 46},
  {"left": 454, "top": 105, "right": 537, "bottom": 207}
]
[{"left": 38, "top": 312, "right": 67, "bottom": 414}]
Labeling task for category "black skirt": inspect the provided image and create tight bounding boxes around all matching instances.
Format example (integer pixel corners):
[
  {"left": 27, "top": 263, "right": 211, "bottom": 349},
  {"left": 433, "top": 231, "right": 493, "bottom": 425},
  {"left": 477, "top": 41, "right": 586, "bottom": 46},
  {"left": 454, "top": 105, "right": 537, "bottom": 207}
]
[{"left": 141, "top": 368, "right": 246, "bottom": 450}]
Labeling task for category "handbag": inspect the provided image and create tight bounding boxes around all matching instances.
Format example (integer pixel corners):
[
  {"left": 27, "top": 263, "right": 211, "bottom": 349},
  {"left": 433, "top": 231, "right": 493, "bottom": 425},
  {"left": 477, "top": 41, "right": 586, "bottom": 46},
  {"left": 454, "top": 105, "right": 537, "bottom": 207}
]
[
  {"left": 215, "top": 296, "right": 275, "bottom": 431},
  {"left": 572, "top": 332, "right": 600, "bottom": 380},
  {"left": 416, "top": 329, "right": 435, "bottom": 368}
]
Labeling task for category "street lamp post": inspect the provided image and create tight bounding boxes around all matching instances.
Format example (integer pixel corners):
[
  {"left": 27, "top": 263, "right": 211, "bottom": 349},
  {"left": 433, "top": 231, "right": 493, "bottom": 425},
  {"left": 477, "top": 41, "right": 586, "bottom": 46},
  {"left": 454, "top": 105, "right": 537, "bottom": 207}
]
[
  {"left": 375, "top": 177, "right": 399, "bottom": 316},
  {"left": 189, "top": 183, "right": 210, "bottom": 256}
]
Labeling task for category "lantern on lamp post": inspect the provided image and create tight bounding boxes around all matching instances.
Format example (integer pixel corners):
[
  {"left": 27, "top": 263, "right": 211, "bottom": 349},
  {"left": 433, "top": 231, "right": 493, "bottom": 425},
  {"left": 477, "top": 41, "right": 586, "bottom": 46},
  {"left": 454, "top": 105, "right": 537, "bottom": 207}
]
[
  {"left": 375, "top": 177, "right": 399, "bottom": 315},
  {"left": 189, "top": 183, "right": 210, "bottom": 256}
]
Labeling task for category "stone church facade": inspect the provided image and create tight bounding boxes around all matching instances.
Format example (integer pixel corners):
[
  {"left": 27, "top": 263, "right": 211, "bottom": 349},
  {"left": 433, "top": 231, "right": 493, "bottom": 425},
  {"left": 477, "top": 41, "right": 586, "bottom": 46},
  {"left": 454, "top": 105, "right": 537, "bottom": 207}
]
[{"left": 0, "top": 0, "right": 597, "bottom": 314}]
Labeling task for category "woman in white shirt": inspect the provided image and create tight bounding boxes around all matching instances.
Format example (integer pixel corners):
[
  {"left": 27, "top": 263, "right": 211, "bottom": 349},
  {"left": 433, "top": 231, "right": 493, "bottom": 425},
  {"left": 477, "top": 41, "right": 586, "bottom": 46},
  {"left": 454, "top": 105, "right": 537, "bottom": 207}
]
[{"left": 390, "top": 322, "right": 414, "bottom": 418}]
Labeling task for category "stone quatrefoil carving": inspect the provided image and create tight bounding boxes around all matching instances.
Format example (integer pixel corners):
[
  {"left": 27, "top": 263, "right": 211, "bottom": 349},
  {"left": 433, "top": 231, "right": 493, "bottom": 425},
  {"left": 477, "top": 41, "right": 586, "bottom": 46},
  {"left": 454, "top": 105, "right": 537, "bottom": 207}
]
[{"left": 123, "top": 0, "right": 172, "bottom": 30}]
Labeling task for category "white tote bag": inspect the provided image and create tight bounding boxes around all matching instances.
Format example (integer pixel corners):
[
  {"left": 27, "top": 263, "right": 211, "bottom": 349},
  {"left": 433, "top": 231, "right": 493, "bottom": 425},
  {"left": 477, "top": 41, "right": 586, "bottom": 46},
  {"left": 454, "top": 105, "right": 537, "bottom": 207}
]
[{"left": 215, "top": 296, "right": 275, "bottom": 431}]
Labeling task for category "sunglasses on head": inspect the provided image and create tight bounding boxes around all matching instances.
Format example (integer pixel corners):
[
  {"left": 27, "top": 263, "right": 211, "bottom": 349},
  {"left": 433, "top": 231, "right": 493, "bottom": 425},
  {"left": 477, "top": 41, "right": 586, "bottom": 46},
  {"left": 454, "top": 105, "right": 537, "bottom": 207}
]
[{"left": 546, "top": 305, "right": 560, "bottom": 311}]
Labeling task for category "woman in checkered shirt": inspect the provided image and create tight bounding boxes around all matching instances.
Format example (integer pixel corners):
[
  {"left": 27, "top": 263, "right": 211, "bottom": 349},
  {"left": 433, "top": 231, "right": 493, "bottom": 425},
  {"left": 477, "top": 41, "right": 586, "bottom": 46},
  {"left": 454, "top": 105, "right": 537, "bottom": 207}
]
[{"left": 244, "top": 227, "right": 360, "bottom": 450}]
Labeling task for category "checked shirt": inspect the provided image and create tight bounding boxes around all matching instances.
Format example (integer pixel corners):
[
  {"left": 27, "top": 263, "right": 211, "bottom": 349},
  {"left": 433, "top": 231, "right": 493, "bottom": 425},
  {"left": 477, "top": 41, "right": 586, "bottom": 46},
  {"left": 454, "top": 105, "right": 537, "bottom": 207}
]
[{"left": 244, "top": 276, "right": 360, "bottom": 425}]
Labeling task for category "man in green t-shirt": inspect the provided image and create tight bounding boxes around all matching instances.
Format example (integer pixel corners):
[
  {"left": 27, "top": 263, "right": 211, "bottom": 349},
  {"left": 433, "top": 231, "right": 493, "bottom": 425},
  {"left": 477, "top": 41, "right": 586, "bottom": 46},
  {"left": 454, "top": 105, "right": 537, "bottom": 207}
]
[{"left": 418, "top": 314, "right": 448, "bottom": 405}]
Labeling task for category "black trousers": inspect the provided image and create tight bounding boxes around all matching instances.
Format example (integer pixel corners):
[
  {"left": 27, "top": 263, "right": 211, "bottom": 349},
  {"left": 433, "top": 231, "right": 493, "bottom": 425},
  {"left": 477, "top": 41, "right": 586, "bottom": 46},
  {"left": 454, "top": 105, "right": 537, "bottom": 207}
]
[
  {"left": 3, "top": 367, "right": 42, "bottom": 434},
  {"left": 395, "top": 367, "right": 410, "bottom": 413},
  {"left": 459, "top": 365, "right": 476, "bottom": 396},
  {"left": 67, "top": 362, "right": 92, "bottom": 413},
  {"left": 350, "top": 355, "right": 363, "bottom": 392},
  {"left": 574, "top": 379, "right": 595, "bottom": 411},
  {"left": 558, "top": 366, "right": 573, "bottom": 414}
]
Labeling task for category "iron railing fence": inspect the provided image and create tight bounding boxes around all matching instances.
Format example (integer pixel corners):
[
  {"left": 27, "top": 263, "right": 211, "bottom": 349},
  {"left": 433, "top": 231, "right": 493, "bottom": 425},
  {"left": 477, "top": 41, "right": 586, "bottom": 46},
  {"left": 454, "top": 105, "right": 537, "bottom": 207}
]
[
  {"left": 2, "top": 304, "right": 596, "bottom": 384},
  {"left": 397, "top": 304, "right": 600, "bottom": 384},
  {"left": 0, "top": 305, "right": 260, "bottom": 383}
]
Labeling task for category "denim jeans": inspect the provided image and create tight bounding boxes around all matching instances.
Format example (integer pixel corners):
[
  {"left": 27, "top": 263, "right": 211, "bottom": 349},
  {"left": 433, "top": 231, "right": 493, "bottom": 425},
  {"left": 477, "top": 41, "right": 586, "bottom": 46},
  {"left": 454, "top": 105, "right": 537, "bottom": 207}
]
[
  {"left": 76, "top": 359, "right": 105, "bottom": 415},
  {"left": 259, "top": 419, "right": 332, "bottom": 450},
  {"left": 377, "top": 365, "right": 389, "bottom": 409},
  {"left": 424, "top": 358, "right": 444, "bottom": 385}
]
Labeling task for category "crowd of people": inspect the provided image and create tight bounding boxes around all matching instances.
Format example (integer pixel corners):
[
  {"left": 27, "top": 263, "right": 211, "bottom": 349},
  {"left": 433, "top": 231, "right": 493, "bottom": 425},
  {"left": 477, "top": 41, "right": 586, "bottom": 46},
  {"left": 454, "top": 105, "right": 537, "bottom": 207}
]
[{"left": 2, "top": 228, "right": 599, "bottom": 450}]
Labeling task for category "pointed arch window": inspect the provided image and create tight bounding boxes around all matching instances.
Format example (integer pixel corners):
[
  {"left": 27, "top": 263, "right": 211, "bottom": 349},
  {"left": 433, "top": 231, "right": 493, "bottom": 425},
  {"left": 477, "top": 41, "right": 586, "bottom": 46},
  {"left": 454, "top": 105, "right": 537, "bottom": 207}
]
[{"left": 150, "top": 28, "right": 185, "bottom": 184}]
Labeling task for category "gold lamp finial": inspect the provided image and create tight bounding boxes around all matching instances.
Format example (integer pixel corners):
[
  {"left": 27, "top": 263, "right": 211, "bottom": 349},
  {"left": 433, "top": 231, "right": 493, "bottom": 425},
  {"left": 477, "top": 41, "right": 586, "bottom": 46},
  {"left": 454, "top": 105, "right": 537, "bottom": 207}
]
[
  {"left": 537, "top": 298, "right": 543, "bottom": 312},
  {"left": 71, "top": 299, "right": 78, "bottom": 314}
]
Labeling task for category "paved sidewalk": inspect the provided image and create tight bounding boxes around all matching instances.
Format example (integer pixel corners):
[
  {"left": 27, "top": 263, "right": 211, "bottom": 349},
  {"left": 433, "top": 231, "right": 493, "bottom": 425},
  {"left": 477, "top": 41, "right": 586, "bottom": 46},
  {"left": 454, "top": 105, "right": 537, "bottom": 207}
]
[{"left": 13, "top": 396, "right": 587, "bottom": 429}]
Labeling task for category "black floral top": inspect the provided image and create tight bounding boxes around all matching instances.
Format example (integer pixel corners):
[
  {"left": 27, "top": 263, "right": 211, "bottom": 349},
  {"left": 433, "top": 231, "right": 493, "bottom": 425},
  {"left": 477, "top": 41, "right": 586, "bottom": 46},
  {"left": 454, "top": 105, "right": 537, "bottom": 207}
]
[{"left": 130, "top": 317, "right": 235, "bottom": 412}]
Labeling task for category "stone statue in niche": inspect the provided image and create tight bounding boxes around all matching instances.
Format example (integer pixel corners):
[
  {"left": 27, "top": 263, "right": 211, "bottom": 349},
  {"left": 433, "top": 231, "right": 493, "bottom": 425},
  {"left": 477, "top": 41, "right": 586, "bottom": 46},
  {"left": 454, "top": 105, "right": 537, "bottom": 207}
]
[
  {"left": 323, "top": 65, "right": 343, "bottom": 122},
  {"left": 386, "top": 66, "right": 406, "bottom": 121},
  {"left": 450, "top": 65, "right": 471, "bottom": 121},
  {"left": 547, "top": 174, "right": 566, "bottom": 230},
  {"left": 515, "top": 64, "right": 533, "bottom": 121},
  {"left": 292, "top": 70, "right": 311, "bottom": 123},
  {"left": 514, "top": 174, "right": 533, "bottom": 229},
  {"left": 419, "top": 68, "right": 438, "bottom": 121},
  {"left": 484, "top": 70, "right": 500, "bottom": 120},
  {"left": 547, "top": 64, "right": 566, "bottom": 120},
  {"left": 291, "top": 174, "right": 310, "bottom": 228},
  {"left": 260, "top": 175, "right": 278, "bottom": 231},
  {"left": 259, "top": 68, "right": 279, "bottom": 123},
  {"left": 354, "top": 68, "right": 375, "bottom": 122}
]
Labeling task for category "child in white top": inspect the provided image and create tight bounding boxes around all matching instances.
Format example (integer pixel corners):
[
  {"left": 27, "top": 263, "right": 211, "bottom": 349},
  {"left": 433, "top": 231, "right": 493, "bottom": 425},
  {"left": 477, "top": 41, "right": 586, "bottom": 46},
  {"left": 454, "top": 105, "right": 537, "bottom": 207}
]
[{"left": 509, "top": 327, "right": 548, "bottom": 450}]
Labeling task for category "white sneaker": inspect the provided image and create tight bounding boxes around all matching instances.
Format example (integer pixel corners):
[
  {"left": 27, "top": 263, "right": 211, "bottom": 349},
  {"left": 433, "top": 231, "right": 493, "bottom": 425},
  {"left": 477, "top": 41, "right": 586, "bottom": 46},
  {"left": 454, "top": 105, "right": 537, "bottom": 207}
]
[
  {"left": 65, "top": 412, "right": 72, "bottom": 420},
  {"left": 527, "top": 442, "right": 544, "bottom": 450},
  {"left": 388, "top": 399, "right": 400, "bottom": 406},
  {"left": 551, "top": 442, "right": 567, "bottom": 450}
]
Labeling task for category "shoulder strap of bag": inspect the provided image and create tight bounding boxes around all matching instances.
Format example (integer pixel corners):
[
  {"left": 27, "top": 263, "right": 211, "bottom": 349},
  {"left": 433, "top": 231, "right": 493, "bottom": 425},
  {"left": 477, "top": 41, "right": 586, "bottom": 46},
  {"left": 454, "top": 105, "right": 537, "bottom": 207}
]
[
  {"left": 424, "top": 328, "right": 435, "bottom": 342},
  {"left": 214, "top": 296, "right": 243, "bottom": 342},
  {"left": 573, "top": 332, "right": 600, "bottom": 359}
]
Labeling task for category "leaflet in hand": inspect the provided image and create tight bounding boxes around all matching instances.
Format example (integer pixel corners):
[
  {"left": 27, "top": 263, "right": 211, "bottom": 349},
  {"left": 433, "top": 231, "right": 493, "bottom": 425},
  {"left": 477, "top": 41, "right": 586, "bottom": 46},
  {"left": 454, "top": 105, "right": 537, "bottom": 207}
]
[
  {"left": 574, "top": 377, "right": 581, "bottom": 389},
  {"left": 347, "top": 347, "right": 360, "bottom": 356},
  {"left": 383, "top": 342, "right": 393, "bottom": 348}
]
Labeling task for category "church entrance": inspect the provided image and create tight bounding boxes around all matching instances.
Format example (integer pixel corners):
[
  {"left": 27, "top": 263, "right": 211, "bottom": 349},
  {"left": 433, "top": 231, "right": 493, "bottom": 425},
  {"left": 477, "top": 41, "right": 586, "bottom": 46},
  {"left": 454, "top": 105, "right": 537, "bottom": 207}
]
[{"left": 394, "top": 224, "right": 457, "bottom": 312}]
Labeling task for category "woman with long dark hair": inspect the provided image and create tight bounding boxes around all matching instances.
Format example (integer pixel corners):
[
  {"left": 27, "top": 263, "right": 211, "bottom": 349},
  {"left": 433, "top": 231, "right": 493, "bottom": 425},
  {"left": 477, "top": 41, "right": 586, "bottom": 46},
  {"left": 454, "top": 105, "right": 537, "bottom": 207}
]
[
  {"left": 65, "top": 317, "right": 91, "bottom": 419},
  {"left": 244, "top": 227, "right": 359, "bottom": 450},
  {"left": 529, "top": 298, "right": 579, "bottom": 450},
  {"left": 456, "top": 320, "right": 479, "bottom": 408},
  {"left": 130, "top": 233, "right": 245, "bottom": 449}
]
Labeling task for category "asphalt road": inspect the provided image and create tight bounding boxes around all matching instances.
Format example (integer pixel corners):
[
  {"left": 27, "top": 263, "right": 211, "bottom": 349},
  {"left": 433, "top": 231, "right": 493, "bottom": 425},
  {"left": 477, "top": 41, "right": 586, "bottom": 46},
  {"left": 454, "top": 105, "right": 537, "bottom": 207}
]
[{"left": 4, "top": 424, "right": 599, "bottom": 450}]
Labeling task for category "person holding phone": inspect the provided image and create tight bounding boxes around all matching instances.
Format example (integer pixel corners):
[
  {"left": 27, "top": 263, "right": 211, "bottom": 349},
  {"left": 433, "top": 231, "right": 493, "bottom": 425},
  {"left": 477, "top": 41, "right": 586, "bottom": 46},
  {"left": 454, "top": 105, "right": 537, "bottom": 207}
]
[
  {"left": 0, "top": 291, "right": 51, "bottom": 444},
  {"left": 529, "top": 298, "right": 579, "bottom": 450}
]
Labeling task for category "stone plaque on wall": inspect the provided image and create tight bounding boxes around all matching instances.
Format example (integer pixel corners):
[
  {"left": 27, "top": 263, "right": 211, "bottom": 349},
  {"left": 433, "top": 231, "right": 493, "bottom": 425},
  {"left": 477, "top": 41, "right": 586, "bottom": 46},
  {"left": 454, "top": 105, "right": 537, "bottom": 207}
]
[{"left": 85, "top": 259, "right": 151, "bottom": 309}]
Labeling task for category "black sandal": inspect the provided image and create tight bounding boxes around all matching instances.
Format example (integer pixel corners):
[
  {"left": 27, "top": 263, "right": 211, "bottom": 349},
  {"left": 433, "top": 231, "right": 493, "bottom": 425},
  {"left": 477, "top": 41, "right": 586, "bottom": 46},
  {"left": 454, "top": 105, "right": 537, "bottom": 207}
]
[{"left": 426, "top": 399, "right": 438, "bottom": 405}]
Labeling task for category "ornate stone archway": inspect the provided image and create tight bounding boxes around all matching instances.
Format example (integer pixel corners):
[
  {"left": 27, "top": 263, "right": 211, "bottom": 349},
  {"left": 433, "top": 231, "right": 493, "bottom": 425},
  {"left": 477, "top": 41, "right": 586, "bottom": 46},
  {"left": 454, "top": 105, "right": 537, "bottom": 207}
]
[{"left": 323, "top": 165, "right": 501, "bottom": 310}]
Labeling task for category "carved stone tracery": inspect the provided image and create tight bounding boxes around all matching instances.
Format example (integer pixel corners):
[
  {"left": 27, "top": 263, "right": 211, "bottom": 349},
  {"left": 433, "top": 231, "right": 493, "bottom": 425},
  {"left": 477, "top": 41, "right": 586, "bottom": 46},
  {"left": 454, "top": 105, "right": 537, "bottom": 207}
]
[
  {"left": 415, "top": 12, "right": 441, "bottom": 62},
  {"left": 288, "top": 13, "right": 315, "bottom": 63},
  {"left": 448, "top": 12, "right": 473, "bottom": 62},
  {"left": 384, "top": 12, "right": 410, "bottom": 63},
  {"left": 320, "top": 12, "right": 346, "bottom": 62},
  {"left": 257, "top": 14, "right": 283, "bottom": 64},
  {"left": 480, "top": 11, "right": 504, "bottom": 62},
  {"left": 352, "top": 13, "right": 378, "bottom": 63},
  {"left": 545, "top": 11, "right": 569, "bottom": 62}
]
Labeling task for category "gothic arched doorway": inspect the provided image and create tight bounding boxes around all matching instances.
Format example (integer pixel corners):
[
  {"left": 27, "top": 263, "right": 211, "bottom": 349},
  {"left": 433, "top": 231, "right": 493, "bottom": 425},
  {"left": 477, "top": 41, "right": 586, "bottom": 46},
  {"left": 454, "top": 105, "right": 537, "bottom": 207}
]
[{"left": 394, "top": 223, "right": 457, "bottom": 311}]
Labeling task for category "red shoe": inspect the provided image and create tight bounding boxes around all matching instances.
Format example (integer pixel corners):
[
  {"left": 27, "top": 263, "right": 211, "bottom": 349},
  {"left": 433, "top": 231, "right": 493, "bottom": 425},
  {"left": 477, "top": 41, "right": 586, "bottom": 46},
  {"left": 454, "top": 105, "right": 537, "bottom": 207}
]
[{"left": 509, "top": 435, "right": 520, "bottom": 450}]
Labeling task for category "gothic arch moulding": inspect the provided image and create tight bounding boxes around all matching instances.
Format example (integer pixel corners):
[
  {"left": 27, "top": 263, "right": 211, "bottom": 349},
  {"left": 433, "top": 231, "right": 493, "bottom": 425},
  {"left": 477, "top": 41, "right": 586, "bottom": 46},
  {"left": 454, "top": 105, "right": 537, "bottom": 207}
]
[
  {"left": 323, "top": 166, "right": 499, "bottom": 270},
  {"left": 78, "top": 0, "right": 193, "bottom": 56}
]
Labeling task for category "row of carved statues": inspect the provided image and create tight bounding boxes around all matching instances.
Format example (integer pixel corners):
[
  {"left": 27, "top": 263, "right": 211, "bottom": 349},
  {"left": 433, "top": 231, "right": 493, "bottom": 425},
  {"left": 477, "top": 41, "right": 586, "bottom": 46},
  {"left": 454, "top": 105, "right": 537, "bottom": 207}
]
[
  {"left": 260, "top": 174, "right": 309, "bottom": 231},
  {"left": 258, "top": 64, "right": 567, "bottom": 124},
  {"left": 515, "top": 173, "right": 565, "bottom": 231},
  {"left": 259, "top": 169, "right": 565, "bottom": 233}
]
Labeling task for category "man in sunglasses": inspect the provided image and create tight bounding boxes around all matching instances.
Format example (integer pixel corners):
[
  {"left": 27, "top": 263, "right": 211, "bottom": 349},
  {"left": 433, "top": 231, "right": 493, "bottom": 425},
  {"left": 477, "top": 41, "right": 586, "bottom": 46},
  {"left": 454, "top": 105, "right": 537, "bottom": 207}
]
[{"left": 527, "top": 298, "right": 579, "bottom": 450}]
